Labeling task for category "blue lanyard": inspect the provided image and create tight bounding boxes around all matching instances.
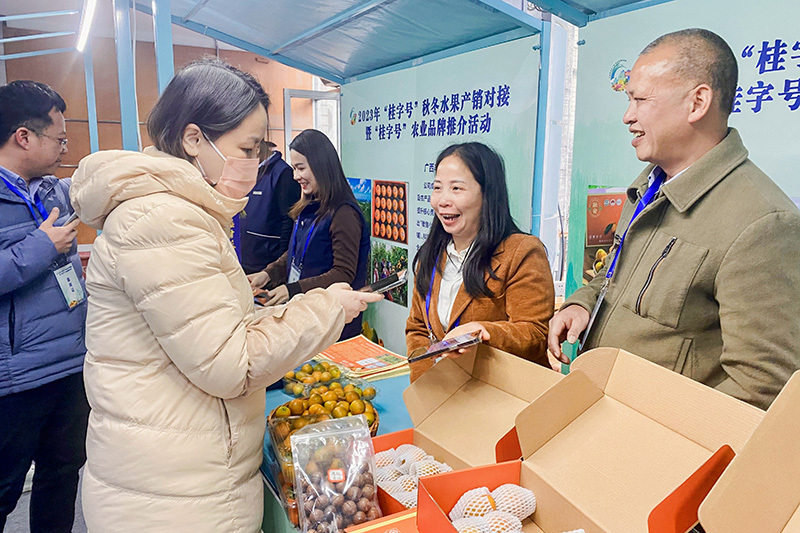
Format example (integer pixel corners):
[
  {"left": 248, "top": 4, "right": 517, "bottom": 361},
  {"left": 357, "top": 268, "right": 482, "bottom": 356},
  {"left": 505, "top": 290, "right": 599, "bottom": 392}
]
[
  {"left": 604, "top": 168, "right": 666, "bottom": 281},
  {"left": 288, "top": 218, "right": 318, "bottom": 273},
  {"left": 425, "top": 261, "right": 462, "bottom": 341},
  {"left": 1, "top": 176, "right": 49, "bottom": 223}
]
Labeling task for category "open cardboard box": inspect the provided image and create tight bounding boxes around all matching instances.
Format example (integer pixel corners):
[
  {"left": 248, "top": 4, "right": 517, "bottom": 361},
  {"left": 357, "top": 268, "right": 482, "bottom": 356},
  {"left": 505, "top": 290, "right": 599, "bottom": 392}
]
[
  {"left": 416, "top": 347, "right": 766, "bottom": 533},
  {"left": 699, "top": 370, "right": 800, "bottom": 533},
  {"left": 372, "top": 344, "right": 563, "bottom": 516}
]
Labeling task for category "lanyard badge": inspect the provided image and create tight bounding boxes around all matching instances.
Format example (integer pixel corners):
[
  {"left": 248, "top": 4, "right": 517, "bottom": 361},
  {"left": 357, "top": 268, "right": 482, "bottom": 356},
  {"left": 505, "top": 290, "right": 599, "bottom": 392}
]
[
  {"left": 287, "top": 218, "right": 317, "bottom": 284},
  {"left": 424, "top": 260, "right": 462, "bottom": 344},
  {"left": 2, "top": 176, "right": 49, "bottom": 223},
  {"left": 579, "top": 169, "right": 666, "bottom": 350}
]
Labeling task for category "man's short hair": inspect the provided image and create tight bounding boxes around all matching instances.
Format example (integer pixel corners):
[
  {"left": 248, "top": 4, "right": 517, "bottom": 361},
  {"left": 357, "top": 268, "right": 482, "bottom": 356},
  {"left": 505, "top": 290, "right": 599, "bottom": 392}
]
[
  {"left": 641, "top": 28, "right": 738, "bottom": 117},
  {"left": 0, "top": 80, "right": 66, "bottom": 146}
]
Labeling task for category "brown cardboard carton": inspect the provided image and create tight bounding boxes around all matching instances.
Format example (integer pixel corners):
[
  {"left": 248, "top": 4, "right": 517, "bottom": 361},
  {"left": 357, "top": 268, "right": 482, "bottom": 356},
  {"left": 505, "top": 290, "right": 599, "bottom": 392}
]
[
  {"left": 699, "top": 371, "right": 800, "bottom": 533},
  {"left": 416, "top": 347, "right": 765, "bottom": 533},
  {"left": 373, "top": 344, "right": 562, "bottom": 516},
  {"left": 403, "top": 343, "right": 563, "bottom": 468}
]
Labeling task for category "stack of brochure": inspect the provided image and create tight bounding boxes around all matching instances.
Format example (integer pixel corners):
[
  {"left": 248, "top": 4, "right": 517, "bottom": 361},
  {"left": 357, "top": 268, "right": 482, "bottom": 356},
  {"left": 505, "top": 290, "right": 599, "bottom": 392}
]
[{"left": 317, "top": 335, "right": 409, "bottom": 381}]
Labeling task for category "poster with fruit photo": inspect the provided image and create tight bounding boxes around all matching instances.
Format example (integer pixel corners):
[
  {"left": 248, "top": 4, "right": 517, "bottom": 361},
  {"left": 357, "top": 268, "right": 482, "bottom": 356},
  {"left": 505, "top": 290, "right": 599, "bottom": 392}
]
[
  {"left": 584, "top": 187, "right": 626, "bottom": 285},
  {"left": 372, "top": 180, "right": 407, "bottom": 244},
  {"left": 370, "top": 240, "right": 408, "bottom": 307}
]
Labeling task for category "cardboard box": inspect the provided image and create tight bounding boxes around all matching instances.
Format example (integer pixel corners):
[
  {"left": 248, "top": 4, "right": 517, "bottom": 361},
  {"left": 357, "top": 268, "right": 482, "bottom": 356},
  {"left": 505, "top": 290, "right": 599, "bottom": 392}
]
[
  {"left": 416, "top": 347, "right": 765, "bottom": 533},
  {"left": 374, "top": 345, "right": 563, "bottom": 514},
  {"left": 699, "top": 371, "right": 800, "bottom": 533}
]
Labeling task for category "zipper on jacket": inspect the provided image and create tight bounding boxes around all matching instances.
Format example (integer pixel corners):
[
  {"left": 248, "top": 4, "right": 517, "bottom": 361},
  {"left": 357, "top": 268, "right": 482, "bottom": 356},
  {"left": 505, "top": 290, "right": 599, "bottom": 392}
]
[
  {"left": 635, "top": 237, "right": 677, "bottom": 316},
  {"left": 8, "top": 297, "right": 15, "bottom": 354}
]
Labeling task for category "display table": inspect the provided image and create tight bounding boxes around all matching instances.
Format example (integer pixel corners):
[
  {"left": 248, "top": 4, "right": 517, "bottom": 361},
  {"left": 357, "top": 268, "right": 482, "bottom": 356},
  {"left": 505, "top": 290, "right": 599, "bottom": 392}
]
[{"left": 261, "top": 373, "right": 413, "bottom": 532}]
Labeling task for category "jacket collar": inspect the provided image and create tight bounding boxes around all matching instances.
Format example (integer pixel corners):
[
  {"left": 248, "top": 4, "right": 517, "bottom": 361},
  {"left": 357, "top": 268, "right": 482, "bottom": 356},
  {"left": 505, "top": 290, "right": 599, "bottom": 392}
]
[
  {"left": 626, "top": 128, "right": 748, "bottom": 213},
  {"left": 0, "top": 166, "right": 58, "bottom": 203},
  {"left": 440, "top": 236, "right": 509, "bottom": 331},
  {"left": 70, "top": 147, "right": 248, "bottom": 230}
]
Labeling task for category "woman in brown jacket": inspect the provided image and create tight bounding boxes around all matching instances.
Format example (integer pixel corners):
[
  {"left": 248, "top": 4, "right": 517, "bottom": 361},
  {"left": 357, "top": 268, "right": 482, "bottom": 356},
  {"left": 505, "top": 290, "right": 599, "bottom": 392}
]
[{"left": 406, "top": 142, "right": 554, "bottom": 382}]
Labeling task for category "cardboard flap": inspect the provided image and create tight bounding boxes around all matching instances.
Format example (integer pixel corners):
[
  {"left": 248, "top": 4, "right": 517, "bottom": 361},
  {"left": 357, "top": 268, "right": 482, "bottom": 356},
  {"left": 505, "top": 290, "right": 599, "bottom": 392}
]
[
  {"left": 403, "top": 356, "right": 471, "bottom": 426},
  {"left": 573, "top": 348, "right": 764, "bottom": 453},
  {"left": 515, "top": 370, "right": 603, "bottom": 460},
  {"left": 469, "top": 344, "right": 562, "bottom": 402},
  {"left": 647, "top": 445, "right": 735, "bottom": 533},
  {"left": 569, "top": 346, "right": 621, "bottom": 389},
  {"left": 699, "top": 371, "right": 800, "bottom": 533}
]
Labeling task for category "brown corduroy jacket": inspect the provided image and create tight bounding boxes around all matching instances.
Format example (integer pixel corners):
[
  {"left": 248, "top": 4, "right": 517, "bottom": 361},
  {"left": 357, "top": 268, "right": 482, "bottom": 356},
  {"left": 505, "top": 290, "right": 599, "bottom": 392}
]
[{"left": 406, "top": 233, "right": 555, "bottom": 382}]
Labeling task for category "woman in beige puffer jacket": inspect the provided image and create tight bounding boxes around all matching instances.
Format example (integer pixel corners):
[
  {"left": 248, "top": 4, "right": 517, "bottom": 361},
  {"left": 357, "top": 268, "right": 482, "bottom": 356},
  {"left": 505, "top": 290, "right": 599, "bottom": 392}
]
[{"left": 69, "top": 59, "right": 379, "bottom": 532}]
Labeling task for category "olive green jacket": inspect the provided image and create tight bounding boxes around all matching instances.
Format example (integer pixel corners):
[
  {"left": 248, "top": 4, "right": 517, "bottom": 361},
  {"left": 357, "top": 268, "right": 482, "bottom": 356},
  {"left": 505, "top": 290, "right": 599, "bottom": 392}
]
[{"left": 564, "top": 129, "right": 800, "bottom": 410}]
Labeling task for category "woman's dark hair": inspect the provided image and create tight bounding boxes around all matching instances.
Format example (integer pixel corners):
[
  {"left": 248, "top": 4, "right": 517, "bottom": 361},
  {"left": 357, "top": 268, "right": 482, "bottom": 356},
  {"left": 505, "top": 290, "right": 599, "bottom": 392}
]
[
  {"left": 147, "top": 58, "right": 270, "bottom": 160},
  {"left": 0, "top": 80, "right": 66, "bottom": 146},
  {"left": 413, "top": 142, "right": 521, "bottom": 298},
  {"left": 288, "top": 129, "right": 356, "bottom": 219}
]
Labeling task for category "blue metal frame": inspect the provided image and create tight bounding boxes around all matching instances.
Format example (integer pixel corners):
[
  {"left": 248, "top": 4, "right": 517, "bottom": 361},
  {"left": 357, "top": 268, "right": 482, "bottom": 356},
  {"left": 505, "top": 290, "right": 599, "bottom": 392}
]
[
  {"left": 272, "top": 0, "right": 393, "bottom": 55},
  {"left": 133, "top": 2, "right": 346, "bottom": 84},
  {"left": 469, "top": 0, "right": 544, "bottom": 32},
  {"left": 524, "top": 0, "right": 589, "bottom": 26},
  {"left": 344, "top": 27, "right": 534, "bottom": 84},
  {"left": 0, "top": 47, "right": 74, "bottom": 61},
  {"left": 152, "top": 0, "right": 175, "bottom": 93},
  {"left": 0, "top": 31, "right": 75, "bottom": 44},
  {"left": 114, "top": 0, "right": 140, "bottom": 151},
  {"left": 0, "top": 10, "right": 78, "bottom": 23},
  {"left": 587, "top": 0, "right": 674, "bottom": 22},
  {"left": 83, "top": 42, "right": 100, "bottom": 153},
  {"left": 530, "top": 18, "right": 551, "bottom": 237}
]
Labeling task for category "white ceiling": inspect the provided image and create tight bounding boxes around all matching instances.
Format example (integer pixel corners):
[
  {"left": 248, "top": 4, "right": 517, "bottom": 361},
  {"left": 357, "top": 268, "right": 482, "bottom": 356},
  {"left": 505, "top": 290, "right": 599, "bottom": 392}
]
[{"left": 1, "top": 0, "right": 241, "bottom": 50}]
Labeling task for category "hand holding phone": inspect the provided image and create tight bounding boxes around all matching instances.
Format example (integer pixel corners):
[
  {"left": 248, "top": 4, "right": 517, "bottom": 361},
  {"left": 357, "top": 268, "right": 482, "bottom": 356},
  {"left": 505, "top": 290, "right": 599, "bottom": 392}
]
[
  {"left": 360, "top": 269, "right": 407, "bottom": 294},
  {"left": 63, "top": 212, "right": 79, "bottom": 225},
  {"left": 407, "top": 330, "right": 482, "bottom": 364}
]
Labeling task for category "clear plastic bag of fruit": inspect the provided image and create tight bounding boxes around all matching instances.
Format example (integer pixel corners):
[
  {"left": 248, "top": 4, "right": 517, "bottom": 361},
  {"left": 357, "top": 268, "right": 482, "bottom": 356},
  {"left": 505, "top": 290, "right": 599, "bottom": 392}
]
[{"left": 291, "top": 416, "right": 383, "bottom": 533}]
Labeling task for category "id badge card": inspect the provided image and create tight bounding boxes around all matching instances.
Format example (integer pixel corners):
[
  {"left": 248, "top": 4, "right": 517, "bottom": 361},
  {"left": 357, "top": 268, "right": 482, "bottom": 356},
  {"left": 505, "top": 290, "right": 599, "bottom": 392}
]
[
  {"left": 54, "top": 263, "right": 86, "bottom": 309},
  {"left": 288, "top": 262, "right": 301, "bottom": 284}
]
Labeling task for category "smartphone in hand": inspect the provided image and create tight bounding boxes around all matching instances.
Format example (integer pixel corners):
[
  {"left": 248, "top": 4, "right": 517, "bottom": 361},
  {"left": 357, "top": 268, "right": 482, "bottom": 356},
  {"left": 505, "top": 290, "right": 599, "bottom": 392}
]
[
  {"left": 63, "top": 212, "right": 79, "bottom": 225},
  {"left": 407, "top": 330, "right": 482, "bottom": 364},
  {"left": 360, "top": 269, "right": 407, "bottom": 294}
]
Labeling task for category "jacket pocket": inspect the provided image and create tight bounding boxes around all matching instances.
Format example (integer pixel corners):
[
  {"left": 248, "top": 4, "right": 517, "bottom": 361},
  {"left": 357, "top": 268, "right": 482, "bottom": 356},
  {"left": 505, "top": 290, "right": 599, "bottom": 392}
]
[
  {"left": 622, "top": 232, "right": 708, "bottom": 329},
  {"left": 219, "top": 399, "right": 234, "bottom": 460},
  {"left": 674, "top": 338, "right": 694, "bottom": 378},
  {"left": 635, "top": 237, "right": 677, "bottom": 315}
]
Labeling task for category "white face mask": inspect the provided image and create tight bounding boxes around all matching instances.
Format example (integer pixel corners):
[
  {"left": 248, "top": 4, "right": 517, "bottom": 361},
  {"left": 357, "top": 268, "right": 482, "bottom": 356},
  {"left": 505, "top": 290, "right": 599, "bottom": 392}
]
[{"left": 197, "top": 132, "right": 259, "bottom": 199}]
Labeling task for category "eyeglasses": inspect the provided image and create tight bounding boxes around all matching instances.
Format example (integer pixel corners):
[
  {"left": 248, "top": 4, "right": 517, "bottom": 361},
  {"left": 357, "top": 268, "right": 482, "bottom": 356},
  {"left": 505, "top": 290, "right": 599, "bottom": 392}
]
[{"left": 35, "top": 131, "right": 68, "bottom": 148}]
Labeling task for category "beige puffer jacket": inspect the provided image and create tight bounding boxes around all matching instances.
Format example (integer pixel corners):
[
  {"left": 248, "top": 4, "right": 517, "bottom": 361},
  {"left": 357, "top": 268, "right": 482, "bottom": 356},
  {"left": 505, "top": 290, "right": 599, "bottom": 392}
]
[{"left": 71, "top": 148, "right": 344, "bottom": 532}]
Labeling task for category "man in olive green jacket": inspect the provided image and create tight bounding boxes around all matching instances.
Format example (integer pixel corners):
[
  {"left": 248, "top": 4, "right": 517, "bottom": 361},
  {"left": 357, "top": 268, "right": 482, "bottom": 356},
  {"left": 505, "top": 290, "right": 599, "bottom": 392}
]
[{"left": 549, "top": 29, "right": 800, "bottom": 410}]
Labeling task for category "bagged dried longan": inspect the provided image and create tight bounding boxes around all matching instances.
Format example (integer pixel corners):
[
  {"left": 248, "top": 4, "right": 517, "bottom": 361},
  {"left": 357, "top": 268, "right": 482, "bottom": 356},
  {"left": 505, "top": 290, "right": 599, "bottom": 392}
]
[{"left": 291, "top": 416, "right": 383, "bottom": 533}]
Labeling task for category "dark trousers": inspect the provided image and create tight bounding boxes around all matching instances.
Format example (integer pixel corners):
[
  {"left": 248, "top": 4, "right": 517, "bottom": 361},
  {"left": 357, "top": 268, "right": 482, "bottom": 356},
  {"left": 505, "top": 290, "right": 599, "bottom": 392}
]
[{"left": 0, "top": 373, "right": 90, "bottom": 532}]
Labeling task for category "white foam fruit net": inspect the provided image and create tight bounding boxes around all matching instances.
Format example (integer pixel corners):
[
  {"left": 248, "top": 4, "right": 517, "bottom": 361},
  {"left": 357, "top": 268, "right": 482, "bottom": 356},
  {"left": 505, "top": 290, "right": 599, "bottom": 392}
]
[
  {"left": 374, "top": 448, "right": 398, "bottom": 468},
  {"left": 452, "top": 517, "right": 491, "bottom": 533},
  {"left": 374, "top": 465, "right": 403, "bottom": 483},
  {"left": 452, "top": 511, "right": 523, "bottom": 533},
  {"left": 392, "top": 488, "right": 418, "bottom": 509},
  {"left": 449, "top": 487, "right": 497, "bottom": 521},
  {"left": 491, "top": 483, "right": 536, "bottom": 520},
  {"left": 393, "top": 444, "right": 430, "bottom": 473},
  {"left": 374, "top": 445, "right": 453, "bottom": 509},
  {"left": 484, "top": 511, "right": 522, "bottom": 533}
]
